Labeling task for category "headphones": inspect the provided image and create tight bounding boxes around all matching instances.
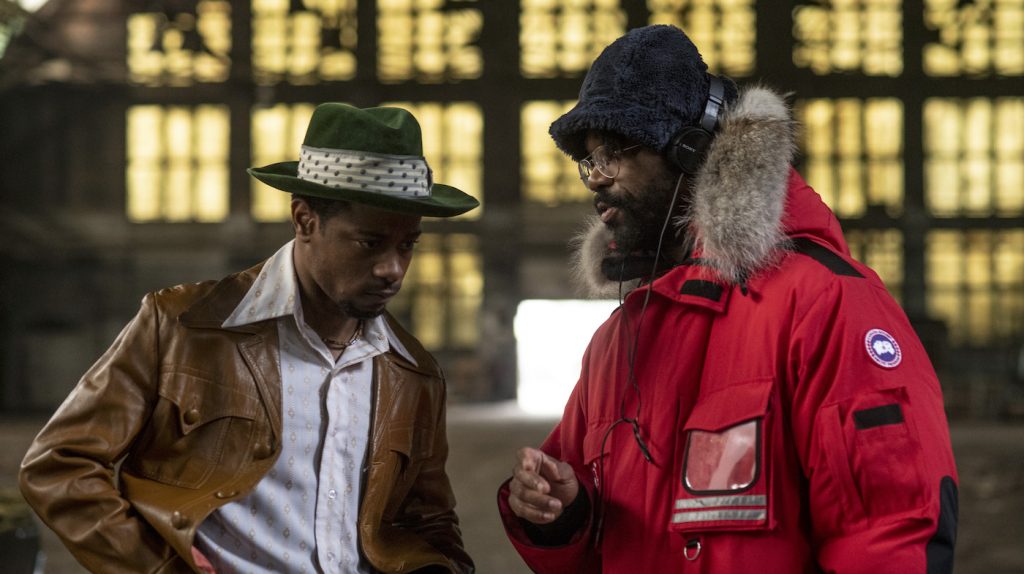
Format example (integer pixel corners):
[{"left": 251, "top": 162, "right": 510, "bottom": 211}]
[{"left": 666, "top": 74, "right": 725, "bottom": 175}]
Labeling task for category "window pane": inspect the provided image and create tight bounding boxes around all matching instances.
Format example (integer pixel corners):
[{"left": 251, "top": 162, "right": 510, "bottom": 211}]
[
  {"left": 127, "top": 105, "right": 230, "bottom": 222},
  {"left": 251, "top": 103, "right": 317, "bottom": 221},
  {"left": 521, "top": 101, "right": 584, "bottom": 205},
  {"left": 252, "top": 0, "right": 358, "bottom": 84},
  {"left": 647, "top": 0, "right": 756, "bottom": 76},
  {"left": 926, "top": 230, "right": 1024, "bottom": 345},
  {"left": 389, "top": 233, "right": 482, "bottom": 350},
  {"left": 924, "top": 0, "right": 1024, "bottom": 77},
  {"left": 127, "top": 0, "right": 232, "bottom": 86},
  {"left": 449, "top": 234, "right": 482, "bottom": 347},
  {"left": 924, "top": 97, "right": 1024, "bottom": 217},
  {"left": 796, "top": 98, "right": 904, "bottom": 218},
  {"left": 847, "top": 229, "right": 903, "bottom": 302},
  {"left": 378, "top": 0, "right": 483, "bottom": 83},
  {"left": 520, "top": 0, "right": 626, "bottom": 78},
  {"left": 411, "top": 239, "right": 445, "bottom": 349},
  {"left": 793, "top": 0, "right": 902, "bottom": 76}
]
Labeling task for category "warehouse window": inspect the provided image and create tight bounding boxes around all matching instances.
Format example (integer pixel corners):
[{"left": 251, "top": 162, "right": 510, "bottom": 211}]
[
  {"left": 521, "top": 101, "right": 583, "bottom": 205},
  {"left": 647, "top": 0, "right": 756, "bottom": 76},
  {"left": 127, "top": 105, "right": 230, "bottom": 222},
  {"left": 389, "top": 234, "right": 482, "bottom": 349},
  {"left": 847, "top": 229, "right": 904, "bottom": 302},
  {"left": 797, "top": 98, "right": 905, "bottom": 218},
  {"left": 520, "top": 0, "right": 626, "bottom": 78},
  {"left": 377, "top": 0, "right": 483, "bottom": 83},
  {"left": 252, "top": 0, "right": 358, "bottom": 84},
  {"left": 127, "top": 0, "right": 231, "bottom": 85},
  {"left": 927, "top": 230, "right": 1024, "bottom": 345},
  {"left": 924, "top": 0, "right": 1024, "bottom": 77},
  {"left": 251, "top": 103, "right": 317, "bottom": 221},
  {"left": 792, "top": 0, "right": 902, "bottom": 76},
  {"left": 515, "top": 299, "right": 619, "bottom": 415},
  {"left": 924, "top": 98, "right": 1024, "bottom": 217}
]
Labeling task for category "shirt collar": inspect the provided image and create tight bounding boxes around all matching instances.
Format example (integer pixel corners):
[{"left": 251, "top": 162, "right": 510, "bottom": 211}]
[
  {"left": 359, "top": 315, "right": 418, "bottom": 367},
  {"left": 222, "top": 240, "right": 297, "bottom": 327},
  {"left": 222, "top": 240, "right": 417, "bottom": 366}
]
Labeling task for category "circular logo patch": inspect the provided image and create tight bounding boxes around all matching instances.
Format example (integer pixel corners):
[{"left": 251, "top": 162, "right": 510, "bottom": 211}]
[{"left": 865, "top": 328, "right": 902, "bottom": 368}]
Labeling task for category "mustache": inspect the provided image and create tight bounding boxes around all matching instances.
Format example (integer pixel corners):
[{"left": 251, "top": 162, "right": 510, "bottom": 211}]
[
  {"left": 368, "top": 279, "right": 400, "bottom": 292},
  {"left": 594, "top": 190, "right": 627, "bottom": 210}
]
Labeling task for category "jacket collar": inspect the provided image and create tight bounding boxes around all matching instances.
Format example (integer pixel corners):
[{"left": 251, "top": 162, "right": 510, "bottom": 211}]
[
  {"left": 179, "top": 263, "right": 266, "bottom": 332},
  {"left": 621, "top": 263, "right": 733, "bottom": 315},
  {"left": 572, "top": 86, "right": 802, "bottom": 298},
  {"left": 380, "top": 313, "right": 440, "bottom": 377},
  {"left": 682, "top": 85, "right": 796, "bottom": 284}
]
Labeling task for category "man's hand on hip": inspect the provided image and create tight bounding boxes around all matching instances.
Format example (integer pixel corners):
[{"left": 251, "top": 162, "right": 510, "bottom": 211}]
[{"left": 508, "top": 447, "right": 580, "bottom": 524}]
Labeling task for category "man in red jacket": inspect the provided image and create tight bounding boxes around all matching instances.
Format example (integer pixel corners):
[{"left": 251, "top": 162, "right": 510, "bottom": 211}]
[{"left": 498, "top": 25, "right": 958, "bottom": 573}]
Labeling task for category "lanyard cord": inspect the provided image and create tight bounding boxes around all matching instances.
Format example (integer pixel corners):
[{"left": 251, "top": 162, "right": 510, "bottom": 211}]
[{"left": 594, "top": 171, "right": 687, "bottom": 547}]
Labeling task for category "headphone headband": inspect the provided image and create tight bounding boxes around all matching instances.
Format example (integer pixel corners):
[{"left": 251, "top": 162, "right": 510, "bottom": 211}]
[
  {"left": 666, "top": 73, "right": 726, "bottom": 175},
  {"left": 700, "top": 75, "right": 725, "bottom": 133}
]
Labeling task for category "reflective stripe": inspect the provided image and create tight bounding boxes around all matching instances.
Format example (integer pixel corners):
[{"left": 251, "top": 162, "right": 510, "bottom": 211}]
[
  {"left": 674, "top": 494, "right": 766, "bottom": 510},
  {"left": 671, "top": 509, "right": 767, "bottom": 524}
]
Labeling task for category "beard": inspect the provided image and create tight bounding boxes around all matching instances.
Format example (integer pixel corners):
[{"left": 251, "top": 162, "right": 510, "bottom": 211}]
[
  {"left": 600, "top": 172, "right": 683, "bottom": 255},
  {"left": 337, "top": 299, "right": 387, "bottom": 320},
  {"left": 595, "top": 171, "right": 688, "bottom": 282}
]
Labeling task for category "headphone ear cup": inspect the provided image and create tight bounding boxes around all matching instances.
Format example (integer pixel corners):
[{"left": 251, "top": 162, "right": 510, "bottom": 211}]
[{"left": 668, "top": 127, "right": 713, "bottom": 175}]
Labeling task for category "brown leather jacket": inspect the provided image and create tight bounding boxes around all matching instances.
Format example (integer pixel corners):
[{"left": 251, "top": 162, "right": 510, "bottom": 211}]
[{"left": 19, "top": 263, "right": 472, "bottom": 574}]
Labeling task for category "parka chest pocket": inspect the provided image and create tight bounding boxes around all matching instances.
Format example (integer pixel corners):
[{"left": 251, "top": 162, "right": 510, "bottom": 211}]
[
  {"left": 670, "top": 378, "right": 774, "bottom": 534},
  {"left": 134, "top": 372, "right": 261, "bottom": 489}
]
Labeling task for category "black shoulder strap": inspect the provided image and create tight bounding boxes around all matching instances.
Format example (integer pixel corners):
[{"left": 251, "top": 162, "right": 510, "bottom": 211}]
[{"left": 788, "top": 237, "right": 864, "bottom": 278}]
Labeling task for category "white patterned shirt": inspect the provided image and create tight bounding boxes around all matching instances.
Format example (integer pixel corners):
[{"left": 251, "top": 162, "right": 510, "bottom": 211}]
[{"left": 194, "top": 240, "right": 416, "bottom": 573}]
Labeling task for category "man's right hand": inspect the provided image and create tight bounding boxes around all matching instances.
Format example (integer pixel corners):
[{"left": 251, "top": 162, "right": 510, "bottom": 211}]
[{"left": 508, "top": 447, "right": 580, "bottom": 524}]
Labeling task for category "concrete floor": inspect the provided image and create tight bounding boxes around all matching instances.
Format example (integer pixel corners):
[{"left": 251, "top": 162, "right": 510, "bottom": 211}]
[{"left": 2, "top": 404, "right": 1023, "bottom": 573}]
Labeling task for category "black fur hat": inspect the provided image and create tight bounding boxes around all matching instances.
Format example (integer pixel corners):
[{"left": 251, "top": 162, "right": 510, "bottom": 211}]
[{"left": 549, "top": 25, "right": 738, "bottom": 161}]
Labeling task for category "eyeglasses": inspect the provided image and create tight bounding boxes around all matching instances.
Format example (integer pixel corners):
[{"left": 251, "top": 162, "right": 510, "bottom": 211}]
[{"left": 577, "top": 144, "right": 641, "bottom": 182}]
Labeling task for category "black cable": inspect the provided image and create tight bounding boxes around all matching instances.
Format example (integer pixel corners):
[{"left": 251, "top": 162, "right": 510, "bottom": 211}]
[{"left": 594, "top": 171, "right": 686, "bottom": 547}]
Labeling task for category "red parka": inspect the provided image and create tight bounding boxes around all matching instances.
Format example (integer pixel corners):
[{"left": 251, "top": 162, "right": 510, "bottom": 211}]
[{"left": 498, "top": 87, "right": 958, "bottom": 573}]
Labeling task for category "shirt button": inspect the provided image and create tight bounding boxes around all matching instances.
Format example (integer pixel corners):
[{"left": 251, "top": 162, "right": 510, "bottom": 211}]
[
  {"left": 328, "top": 489, "right": 337, "bottom": 499},
  {"left": 326, "top": 552, "right": 335, "bottom": 562}
]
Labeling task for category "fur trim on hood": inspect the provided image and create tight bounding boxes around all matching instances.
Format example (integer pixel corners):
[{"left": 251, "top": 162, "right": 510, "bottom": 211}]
[{"left": 572, "top": 86, "right": 797, "bottom": 298}]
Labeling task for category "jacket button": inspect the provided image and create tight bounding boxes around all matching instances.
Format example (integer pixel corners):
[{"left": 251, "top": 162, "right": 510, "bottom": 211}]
[
  {"left": 253, "top": 442, "right": 273, "bottom": 459},
  {"left": 215, "top": 490, "right": 238, "bottom": 499},
  {"left": 183, "top": 408, "right": 200, "bottom": 425},
  {"left": 171, "top": 511, "right": 190, "bottom": 529}
]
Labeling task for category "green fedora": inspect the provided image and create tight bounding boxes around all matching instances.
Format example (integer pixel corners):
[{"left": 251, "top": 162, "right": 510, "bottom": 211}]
[{"left": 248, "top": 103, "right": 479, "bottom": 217}]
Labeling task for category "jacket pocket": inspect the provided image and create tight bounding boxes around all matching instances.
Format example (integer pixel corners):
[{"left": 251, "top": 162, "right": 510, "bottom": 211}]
[
  {"left": 387, "top": 422, "right": 436, "bottom": 463},
  {"left": 670, "top": 377, "right": 773, "bottom": 533},
  {"left": 133, "top": 372, "right": 260, "bottom": 488},
  {"left": 380, "top": 421, "right": 436, "bottom": 522},
  {"left": 816, "top": 386, "right": 926, "bottom": 525}
]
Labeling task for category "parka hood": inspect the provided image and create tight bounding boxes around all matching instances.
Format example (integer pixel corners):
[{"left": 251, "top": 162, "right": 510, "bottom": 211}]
[{"left": 572, "top": 86, "right": 847, "bottom": 298}]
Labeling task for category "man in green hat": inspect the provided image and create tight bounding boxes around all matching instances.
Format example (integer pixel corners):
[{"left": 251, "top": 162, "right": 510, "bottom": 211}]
[{"left": 20, "top": 104, "right": 478, "bottom": 573}]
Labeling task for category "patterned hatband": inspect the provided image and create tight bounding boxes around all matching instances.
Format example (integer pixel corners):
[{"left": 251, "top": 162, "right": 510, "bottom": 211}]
[{"left": 297, "top": 145, "right": 433, "bottom": 198}]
